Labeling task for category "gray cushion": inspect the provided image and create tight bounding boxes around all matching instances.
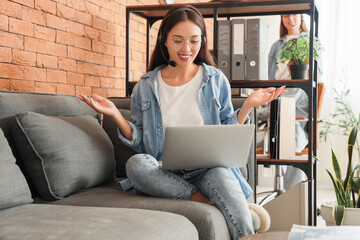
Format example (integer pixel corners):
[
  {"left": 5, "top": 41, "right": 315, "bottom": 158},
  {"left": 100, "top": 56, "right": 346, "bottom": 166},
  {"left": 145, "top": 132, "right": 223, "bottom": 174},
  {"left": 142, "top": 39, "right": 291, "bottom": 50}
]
[
  {"left": 0, "top": 204, "right": 198, "bottom": 240},
  {"left": 0, "top": 90, "right": 101, "bottom": 197},
  {"left": 48, "top": 184, "right": 230, "bottom": 240},
  {"left": 103, "top": 109, "right": 136, "bottom": 177},
  {"left": 11, "top": 112, "right": 115, "bottom": 201},
  {"left": 0, "top": 129, "right": 32, "bottom": 209}
]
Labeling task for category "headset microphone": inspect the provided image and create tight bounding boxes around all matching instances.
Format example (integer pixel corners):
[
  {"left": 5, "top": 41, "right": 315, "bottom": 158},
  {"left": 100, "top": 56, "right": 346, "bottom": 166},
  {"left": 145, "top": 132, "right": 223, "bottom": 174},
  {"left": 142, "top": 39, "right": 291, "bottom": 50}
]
[
  {"left": 159, "top": 41, "right": 177, "bottom": 67},
  {"left": 169, "top": 60, "right": 177, "bottom": 67}
]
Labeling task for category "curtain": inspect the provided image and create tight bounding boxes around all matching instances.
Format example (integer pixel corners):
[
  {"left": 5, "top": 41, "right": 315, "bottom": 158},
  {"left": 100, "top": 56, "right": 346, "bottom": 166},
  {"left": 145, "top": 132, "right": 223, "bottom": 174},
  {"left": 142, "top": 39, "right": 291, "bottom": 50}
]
[{"left": 317, "top": 0, "right": 360, "bottom": 117}]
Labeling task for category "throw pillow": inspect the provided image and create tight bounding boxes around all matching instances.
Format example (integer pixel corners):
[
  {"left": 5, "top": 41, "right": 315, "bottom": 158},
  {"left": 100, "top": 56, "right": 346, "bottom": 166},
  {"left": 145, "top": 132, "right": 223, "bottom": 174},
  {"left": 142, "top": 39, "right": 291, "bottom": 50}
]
[
  {"left": 12, "top": 112, "right": 115, "bottom": 201},
  {"left": 0, "top": 129, "right": 32, "bottom": 209}
]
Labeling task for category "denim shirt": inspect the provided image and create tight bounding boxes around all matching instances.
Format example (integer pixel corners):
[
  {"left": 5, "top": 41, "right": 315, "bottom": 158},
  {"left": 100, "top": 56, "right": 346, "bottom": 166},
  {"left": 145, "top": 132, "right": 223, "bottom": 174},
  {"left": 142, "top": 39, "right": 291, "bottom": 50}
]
[{"left": 118, "top": 63, "right": 253, "bottom": 199}]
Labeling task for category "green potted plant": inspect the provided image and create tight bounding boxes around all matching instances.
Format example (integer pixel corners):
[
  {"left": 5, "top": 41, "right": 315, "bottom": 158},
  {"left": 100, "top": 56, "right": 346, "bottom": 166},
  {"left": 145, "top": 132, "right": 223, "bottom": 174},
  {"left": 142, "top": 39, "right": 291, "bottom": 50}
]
[
  {"left": 318, "top": 125, "right": 360, "bottom": 226},
  {"left": 278, "top": 36, "right": 322, "bottom": 79}
]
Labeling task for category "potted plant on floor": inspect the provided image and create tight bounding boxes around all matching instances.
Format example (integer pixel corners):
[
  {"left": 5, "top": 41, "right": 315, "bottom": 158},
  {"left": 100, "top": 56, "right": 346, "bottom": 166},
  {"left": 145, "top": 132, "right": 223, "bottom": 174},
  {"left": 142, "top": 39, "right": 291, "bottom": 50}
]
[
  {"left": 278, "top": 36, "right": 322, "bottom": 79},
  {"left": 319, "top": 125, "right": 360, "bottom": 226}
]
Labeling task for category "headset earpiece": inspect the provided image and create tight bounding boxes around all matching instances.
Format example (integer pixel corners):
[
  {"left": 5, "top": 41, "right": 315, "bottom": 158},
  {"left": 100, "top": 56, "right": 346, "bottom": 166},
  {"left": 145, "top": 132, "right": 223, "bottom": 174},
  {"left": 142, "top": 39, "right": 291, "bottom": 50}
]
[
  {"left": 158, "top": 34, "right": 164, "bottom": 45},
  {"left": 201, "top": 35, "right": 206, "bottom": 47}
]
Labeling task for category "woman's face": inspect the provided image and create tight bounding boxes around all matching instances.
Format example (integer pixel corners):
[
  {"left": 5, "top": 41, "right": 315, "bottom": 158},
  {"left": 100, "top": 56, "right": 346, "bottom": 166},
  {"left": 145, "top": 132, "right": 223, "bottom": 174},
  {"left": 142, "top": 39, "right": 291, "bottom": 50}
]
[
  {"left": 282, "top": 14, "right": 302, "bottom": 33},
  {"left": 165, "top": 20, "right": 202, "bottom": 67}
]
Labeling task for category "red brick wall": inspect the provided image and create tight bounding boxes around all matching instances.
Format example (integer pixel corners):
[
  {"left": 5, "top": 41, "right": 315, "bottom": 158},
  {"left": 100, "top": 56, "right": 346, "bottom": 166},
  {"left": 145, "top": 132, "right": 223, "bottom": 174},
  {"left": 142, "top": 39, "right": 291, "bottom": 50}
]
[{"left": 0, "top": 0, "right": 211, "bottom": 97}]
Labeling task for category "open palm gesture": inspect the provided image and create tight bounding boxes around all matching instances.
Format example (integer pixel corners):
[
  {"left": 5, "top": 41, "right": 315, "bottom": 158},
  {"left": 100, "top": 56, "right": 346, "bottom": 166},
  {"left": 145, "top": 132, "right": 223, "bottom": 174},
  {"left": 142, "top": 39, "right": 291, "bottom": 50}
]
[
  {"left": 78, "top": 94, "right": 118, "bottom": 117},
  {"left": 246, "top": 86, "right": 287, "bottom": 108}
]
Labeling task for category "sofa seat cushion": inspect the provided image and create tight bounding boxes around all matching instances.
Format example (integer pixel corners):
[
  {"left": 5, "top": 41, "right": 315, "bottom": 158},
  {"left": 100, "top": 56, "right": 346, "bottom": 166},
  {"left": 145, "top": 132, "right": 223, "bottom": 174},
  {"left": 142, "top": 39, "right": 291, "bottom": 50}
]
[
  {"left": 0, "top": 204, "right": 198, "bottom": 240},
  {"left": 11, "top": 112, "right": 115, "bottom": 201},
  {"left": 0, "top": 129, "right": 32, "bottom": 209},
  {"left": 44, "top": 183, "right": 230, "bottom": 240}
]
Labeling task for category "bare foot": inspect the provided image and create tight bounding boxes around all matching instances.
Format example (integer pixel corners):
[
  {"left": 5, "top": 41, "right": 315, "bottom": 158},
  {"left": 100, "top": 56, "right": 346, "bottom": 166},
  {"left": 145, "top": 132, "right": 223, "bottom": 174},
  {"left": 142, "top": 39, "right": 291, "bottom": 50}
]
[{"left": 190, "top": 191, "right": 212, "bottom": 204}]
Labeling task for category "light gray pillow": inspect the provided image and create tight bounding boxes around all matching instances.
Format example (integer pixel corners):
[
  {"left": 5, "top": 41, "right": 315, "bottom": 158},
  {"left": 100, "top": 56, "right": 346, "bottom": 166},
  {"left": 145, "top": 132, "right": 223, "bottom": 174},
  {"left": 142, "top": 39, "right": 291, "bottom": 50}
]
[
  {"left": 0, "top": 129, "right": 32, "bottom": 209},
  {"left": 12, "top": 112, "right": 115, "bottom": 201}
]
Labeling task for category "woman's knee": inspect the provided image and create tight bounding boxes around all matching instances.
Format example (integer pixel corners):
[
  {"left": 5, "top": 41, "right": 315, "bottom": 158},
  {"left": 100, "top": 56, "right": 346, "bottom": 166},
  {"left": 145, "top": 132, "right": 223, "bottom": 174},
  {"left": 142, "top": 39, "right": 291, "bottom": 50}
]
[
  {"left": 201, "top": 167, "right": 238, "bottom": 188},
  {"left": 126, "top": 154, "right": 158, "bottom": 178}
]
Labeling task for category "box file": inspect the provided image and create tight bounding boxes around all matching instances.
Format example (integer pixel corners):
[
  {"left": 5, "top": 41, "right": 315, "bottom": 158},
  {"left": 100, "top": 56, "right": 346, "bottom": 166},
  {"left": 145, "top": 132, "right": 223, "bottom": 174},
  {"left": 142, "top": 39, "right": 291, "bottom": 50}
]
[
  {"left": 269, "top": 97, "right": 296, "bottom": 159},
  {"left": 231, "top": 19, "right": 246, "bottom": 80},
  {"left": 216, "top": 18, "right": 269, "bottom": 81},
  {"left": 246, "top": 19, "right": 269, "bottom": 80},
  {"left": 217, "top": 20, "right": 231, "bottom": 80}
]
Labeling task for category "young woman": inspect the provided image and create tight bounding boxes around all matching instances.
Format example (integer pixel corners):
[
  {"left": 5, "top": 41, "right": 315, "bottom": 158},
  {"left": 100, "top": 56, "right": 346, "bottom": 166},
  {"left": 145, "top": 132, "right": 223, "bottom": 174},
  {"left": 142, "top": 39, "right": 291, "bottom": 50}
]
[
  {"left": 267, "top": 14, "right": 321, "bottom": 190},
  {"left": 79, "top": 5, "right": 286, "bottom": 239}
]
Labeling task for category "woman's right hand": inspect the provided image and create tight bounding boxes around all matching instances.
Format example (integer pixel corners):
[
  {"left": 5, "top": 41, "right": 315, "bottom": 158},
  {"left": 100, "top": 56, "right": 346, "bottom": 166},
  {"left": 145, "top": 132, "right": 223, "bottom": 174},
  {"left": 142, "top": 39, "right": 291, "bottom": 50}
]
[
  {"left": 78, "top": 94, "right": 118, "bottom": 117},
  {"left": 78, "top": 93, "right": 133, "bottom": 141}
]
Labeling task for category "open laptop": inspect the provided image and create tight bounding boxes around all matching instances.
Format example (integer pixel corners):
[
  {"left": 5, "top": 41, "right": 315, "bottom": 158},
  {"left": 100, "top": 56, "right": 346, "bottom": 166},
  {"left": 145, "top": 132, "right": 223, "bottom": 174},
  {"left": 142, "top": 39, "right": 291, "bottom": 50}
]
[{"left": 161, "top": 124, "right": 255, "bottom": 170}]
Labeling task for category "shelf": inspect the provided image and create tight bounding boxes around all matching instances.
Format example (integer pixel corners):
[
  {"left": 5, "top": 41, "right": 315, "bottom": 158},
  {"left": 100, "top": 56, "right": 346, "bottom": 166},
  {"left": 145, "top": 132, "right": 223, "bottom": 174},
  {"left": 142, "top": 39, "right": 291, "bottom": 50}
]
[
  {"left": 127, "top": 0, "right": 314, "bottom": 20},
  {"left": 229, "top": 79, "right": 314, "bottom": 89},
  {"left": 257, "top": 154, "right": 308, "bottom": 165}
]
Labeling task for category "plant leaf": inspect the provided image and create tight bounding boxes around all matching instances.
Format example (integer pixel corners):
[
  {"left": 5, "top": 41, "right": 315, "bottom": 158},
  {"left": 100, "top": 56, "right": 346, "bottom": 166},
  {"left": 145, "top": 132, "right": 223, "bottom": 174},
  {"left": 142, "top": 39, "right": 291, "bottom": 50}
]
[
  {"left": 336, "top": 178, "right": 350, "bottom": 207},
  {"left": 327, "top": 170, "right": 346, "bottom": 206},
  {"left": 332, "top": 205, "right": 345, "bottom": 226},
  {"left": 344, "top": 126, "right": 358, "bottom": 190},
  {"left": 350, "top": 164, "right": 360, "bottom": 207},
  {"left": 331, "top": 148, "right": 342, "bottom": 181}
]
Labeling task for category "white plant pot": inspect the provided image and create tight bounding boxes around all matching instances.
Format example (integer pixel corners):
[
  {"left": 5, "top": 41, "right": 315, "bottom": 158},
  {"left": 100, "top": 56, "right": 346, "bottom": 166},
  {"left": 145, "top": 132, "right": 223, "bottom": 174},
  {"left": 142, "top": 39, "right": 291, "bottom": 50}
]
[{"left": 321, "top": 201, "right": 360, "bottom": 226}]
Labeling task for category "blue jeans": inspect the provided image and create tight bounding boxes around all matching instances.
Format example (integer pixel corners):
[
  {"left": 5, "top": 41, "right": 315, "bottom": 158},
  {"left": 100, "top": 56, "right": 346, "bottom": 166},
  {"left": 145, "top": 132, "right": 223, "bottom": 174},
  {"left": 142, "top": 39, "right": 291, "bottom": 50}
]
[{"left": 126, "top": 154, "right": 254, "bottom": 239}]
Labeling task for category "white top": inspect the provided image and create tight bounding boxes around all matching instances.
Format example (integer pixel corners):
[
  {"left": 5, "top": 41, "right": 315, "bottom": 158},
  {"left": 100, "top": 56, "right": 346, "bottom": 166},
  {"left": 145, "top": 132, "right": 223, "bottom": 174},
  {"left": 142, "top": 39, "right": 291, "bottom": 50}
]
[{"left": 158, "top": 65, "right": 204, "bottom": 130}]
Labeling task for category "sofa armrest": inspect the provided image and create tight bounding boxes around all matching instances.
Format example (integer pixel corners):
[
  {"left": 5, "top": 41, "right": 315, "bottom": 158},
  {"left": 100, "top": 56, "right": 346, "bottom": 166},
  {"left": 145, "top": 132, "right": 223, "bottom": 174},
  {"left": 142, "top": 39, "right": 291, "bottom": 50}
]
[
  {"left": 107, "top": 97, "right": 131, "bottom": 110},
  {"left": 103, "top": 97, "right": 135, "bottom": 178}
]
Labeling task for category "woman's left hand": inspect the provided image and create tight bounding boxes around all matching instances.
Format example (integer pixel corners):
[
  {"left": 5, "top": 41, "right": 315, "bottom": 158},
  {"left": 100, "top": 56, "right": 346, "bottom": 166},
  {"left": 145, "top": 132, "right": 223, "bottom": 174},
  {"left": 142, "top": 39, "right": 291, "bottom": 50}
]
[{"left": 245, "top": 85, "right": 287, "bottom": 108}]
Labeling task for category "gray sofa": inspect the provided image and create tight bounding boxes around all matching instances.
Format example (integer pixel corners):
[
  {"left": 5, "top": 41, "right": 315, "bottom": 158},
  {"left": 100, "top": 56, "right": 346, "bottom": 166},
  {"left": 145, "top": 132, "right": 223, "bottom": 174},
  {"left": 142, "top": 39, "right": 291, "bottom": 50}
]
[{"left": 0, "top": 90, "right": 255, "bottom": 240}]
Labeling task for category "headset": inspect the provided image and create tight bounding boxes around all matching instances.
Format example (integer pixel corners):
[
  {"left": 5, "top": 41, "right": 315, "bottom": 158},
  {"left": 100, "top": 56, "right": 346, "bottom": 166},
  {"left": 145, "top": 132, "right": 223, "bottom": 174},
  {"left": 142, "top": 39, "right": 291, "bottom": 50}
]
[{"left": 157, "top": 6, "right": 206, "bottom": 67}]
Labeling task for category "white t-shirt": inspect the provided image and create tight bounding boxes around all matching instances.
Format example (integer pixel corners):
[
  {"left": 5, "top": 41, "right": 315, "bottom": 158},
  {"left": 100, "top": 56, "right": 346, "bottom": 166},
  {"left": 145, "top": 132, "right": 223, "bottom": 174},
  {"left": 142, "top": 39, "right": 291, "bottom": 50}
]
[{"left": 158, "top": 65, "right": 204, "bottom": 130}]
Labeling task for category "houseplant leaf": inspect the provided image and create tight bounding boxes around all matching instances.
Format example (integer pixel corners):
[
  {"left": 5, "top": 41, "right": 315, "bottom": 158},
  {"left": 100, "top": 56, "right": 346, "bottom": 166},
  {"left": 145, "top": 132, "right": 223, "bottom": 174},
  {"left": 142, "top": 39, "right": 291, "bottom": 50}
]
[
  {"left": 332, "top": 205, "right": 345, "bottom": 226},
  {"left": 350, "top": 164, "right": 360, "bottom": 207},
  {"left": 344, "top": 126, "right": 358, "bottom": 191},
  {"left": 278, "top": 36, "right": 322, "bottom": 65},
  {"left": 331, "top": 148, "right": 342, "bottom": 182},
  {"left": 326, "top": 169, "right": 346, "bottom": 206}
]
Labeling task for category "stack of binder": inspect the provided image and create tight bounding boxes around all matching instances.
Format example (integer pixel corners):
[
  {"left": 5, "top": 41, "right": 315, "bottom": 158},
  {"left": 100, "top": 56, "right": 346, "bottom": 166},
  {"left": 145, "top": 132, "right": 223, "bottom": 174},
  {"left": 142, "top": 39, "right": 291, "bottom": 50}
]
[{"left": 217, "top": 18, "right": 269, "bottom": 81}]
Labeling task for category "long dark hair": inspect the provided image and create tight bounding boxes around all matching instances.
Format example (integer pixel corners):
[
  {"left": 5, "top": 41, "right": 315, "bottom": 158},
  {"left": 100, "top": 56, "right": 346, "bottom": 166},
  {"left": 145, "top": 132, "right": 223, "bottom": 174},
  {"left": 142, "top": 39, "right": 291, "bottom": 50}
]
[{"left": 148, "top": 5, "right": 215, "bottom": 71}]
